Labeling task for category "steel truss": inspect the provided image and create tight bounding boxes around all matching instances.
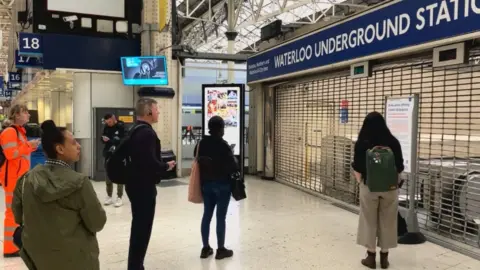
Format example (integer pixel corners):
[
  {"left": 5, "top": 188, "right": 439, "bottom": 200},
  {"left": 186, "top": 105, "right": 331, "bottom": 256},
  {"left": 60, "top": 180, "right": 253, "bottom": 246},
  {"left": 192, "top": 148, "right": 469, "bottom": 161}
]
[{"left": 177, "top": 0, "right": 374, "bottom": 55}]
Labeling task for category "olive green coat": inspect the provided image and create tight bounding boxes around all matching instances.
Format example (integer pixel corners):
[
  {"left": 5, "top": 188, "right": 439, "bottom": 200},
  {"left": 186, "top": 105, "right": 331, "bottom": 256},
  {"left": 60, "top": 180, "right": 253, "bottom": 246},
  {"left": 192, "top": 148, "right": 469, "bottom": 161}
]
[{"left": 12, "top": 164, "right": 107, "bottom": 270}]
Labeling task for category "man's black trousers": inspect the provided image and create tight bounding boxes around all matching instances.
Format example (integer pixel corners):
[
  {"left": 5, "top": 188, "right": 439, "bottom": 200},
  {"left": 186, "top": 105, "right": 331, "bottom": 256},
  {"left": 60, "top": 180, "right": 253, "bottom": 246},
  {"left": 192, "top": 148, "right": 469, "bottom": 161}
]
[{"left": 125, "top": 185, "right": 157, "bottom": 270}]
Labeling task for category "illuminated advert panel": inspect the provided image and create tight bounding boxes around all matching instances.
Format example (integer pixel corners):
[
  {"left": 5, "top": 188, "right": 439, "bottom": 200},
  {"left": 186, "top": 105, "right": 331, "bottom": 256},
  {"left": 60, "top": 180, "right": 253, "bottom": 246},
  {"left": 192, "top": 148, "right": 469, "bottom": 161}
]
[{"left": 202, "top": 84, "right": 245, "bottom": 156}]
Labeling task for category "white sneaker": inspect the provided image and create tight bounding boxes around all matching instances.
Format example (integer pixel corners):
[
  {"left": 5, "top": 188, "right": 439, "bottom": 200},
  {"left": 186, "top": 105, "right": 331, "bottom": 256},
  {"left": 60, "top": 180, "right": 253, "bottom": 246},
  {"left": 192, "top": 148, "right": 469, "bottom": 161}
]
[
  {"left": 104, "top": 197, "right": 113, "bottom": 206},
  {"left": 114, "top": 198, "right": 123, "bottom": 207}
]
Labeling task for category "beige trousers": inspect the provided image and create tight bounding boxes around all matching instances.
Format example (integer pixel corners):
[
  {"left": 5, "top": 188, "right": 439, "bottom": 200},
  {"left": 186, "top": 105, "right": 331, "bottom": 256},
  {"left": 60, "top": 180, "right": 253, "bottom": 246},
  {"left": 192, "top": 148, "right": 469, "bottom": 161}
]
[{"left": 357, "top": 184, "right": 398, "bottom": 250}]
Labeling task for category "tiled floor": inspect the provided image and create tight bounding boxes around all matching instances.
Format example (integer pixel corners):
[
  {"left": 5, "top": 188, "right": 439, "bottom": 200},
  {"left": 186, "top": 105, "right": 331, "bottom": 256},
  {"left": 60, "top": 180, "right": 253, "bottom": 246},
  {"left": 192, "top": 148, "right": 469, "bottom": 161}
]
[{"left": 1, "top": 177, "right": 480, "bottom": 269}]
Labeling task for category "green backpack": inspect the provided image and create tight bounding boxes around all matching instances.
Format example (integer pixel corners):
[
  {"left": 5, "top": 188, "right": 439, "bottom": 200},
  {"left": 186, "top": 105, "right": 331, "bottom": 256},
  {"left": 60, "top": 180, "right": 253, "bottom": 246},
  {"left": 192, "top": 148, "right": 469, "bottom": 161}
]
[{"left": 365, "top": 146, "right": 398, "bottom": 192}]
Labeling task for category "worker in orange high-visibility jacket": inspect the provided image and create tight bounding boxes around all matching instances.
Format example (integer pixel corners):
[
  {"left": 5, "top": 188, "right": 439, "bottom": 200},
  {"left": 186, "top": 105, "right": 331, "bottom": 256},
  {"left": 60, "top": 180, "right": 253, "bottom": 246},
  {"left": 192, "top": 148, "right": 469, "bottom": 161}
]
[{"left": 0, "top": 104, "right": 39, "bottom": 257}]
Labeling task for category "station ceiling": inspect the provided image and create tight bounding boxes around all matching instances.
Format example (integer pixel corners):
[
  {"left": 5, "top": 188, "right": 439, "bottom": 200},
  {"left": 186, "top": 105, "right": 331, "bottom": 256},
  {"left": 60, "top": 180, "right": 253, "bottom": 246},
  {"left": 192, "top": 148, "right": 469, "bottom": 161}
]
[
  {"left": 177, "top": 0, "right": 385, "bottom": 55},
  {"left": 0, "top": 0, "right": 388, "bottom": 79}
]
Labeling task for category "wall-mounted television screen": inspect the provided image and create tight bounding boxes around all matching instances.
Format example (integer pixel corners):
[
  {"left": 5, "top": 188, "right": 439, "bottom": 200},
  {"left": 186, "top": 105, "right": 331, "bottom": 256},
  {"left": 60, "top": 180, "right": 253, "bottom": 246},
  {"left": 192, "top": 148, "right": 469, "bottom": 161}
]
[{"left": 120, "top": 56, "right": 168, "bottom": 86}]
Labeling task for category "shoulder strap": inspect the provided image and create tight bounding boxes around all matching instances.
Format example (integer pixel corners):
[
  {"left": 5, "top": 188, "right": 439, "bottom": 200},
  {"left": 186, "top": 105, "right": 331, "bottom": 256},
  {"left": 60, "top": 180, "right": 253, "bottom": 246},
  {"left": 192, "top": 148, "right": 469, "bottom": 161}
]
[
  {"left": 127, "top": 124, "right": 148, "bottom": 137},
  {"left": 4, "top": 126, "right": 19, "bottom": 136},
  {"left": 195, "top": 140, "right": 201, "bottom": 158}
]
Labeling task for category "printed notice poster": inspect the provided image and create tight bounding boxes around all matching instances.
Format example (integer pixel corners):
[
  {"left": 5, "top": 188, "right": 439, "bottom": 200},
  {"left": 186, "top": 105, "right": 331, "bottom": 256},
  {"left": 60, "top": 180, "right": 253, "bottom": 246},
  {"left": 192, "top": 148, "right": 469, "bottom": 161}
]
[
  {"left": 203, "top": 85, "right": 241, "bottom": 155},
  {"left": 385, "top": 97, "right": 416, "bottom": 173}
]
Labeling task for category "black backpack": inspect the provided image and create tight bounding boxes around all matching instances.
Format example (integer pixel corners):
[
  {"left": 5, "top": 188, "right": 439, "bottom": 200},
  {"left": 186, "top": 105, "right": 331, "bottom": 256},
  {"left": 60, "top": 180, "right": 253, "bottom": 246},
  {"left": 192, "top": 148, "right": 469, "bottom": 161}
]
[
  {"left": 105, "top": 124, "right": 147, "bottom": 184},
  {"left": 0, "top": 126, "right": 19, "bottom": 168}
]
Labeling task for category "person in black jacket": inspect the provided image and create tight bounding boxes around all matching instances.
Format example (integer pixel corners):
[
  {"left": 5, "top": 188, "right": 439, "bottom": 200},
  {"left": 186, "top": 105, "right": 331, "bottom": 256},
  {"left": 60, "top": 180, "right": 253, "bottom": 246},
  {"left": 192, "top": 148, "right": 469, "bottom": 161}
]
[
  {"left": 194, "top": 116, "right": 237, "bottom": 260},
  {"left": 101, "top": 113, "right": 126, "bottom": 207},
  {"left": 352, "top": 112, "right": 404, "bottom": 269},
  {"left": 126, "top": 98, "right": 175, "bottom": 270}
]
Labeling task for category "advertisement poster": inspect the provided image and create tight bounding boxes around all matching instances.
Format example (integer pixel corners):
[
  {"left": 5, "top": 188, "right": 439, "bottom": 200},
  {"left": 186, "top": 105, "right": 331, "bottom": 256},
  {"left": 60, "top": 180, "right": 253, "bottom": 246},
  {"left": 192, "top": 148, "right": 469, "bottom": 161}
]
[
  {"left": 385, "top": 96, "right": 416, "bottom": 173},
  {"left": 203, "top": 85, "right": 241, "bottom": 155},
  {"left": 121, "top": 56, "right": 168, "bottom": 86}
]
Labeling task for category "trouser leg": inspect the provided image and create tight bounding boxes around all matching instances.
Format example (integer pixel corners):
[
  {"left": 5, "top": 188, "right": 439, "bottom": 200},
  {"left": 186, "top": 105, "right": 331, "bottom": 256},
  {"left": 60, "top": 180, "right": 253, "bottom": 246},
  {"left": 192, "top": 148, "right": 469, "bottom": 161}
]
[
  {"left": 215, "top": 184, "right": 231, "bottom": 249},
  {"left": 3, "top": 181, "right": 19, "bottom": 255},
  {"left": 126, "top": 189, "right": 156, "bottom": 270},
  {"left": 105, "top": 178, "right": 113, "bottom": 197},
  {"left": 378, "top": 190, "right": 399, "bottom": 250},
  {"left": 117, "top": 184, "right": 124, "bottom": 198},
  {"left": 201, "top": 185, "right": 216, "bottom": 248},
  {"left": 357, "top": 184, "right": 380, "bottom": 251}
]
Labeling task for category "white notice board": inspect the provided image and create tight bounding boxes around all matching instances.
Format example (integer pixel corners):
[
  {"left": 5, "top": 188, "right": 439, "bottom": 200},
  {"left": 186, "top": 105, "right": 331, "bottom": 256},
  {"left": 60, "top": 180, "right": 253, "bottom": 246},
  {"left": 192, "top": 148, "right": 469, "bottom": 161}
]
[
  {"left": 48, "top": 0, "right": 125, "bottom": 18},
  {"left": 385, "top": 95, "right": 419, "bottom": 174}
]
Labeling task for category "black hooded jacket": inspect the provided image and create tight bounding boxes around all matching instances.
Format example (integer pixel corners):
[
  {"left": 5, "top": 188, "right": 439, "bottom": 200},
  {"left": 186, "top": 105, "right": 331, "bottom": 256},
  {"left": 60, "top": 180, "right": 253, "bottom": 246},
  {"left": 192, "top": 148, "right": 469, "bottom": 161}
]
[
  {"left": 193, "top": 135, "right": 238, "bottom": 183},
  {"left": 101, "top": 121, "right": 125, "bottom": 157}
]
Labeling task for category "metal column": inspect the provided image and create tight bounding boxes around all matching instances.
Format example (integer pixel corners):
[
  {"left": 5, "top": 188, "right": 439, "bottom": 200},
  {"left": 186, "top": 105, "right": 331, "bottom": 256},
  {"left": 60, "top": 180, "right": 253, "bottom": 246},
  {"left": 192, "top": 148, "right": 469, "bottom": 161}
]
[
  {"left": 226, "top": 0, "right": 237, "bottom": 83},
  {"left": 141, "top": 0, "right": 181, "bottom": 176},
  {"left": 263, "top": 86, "right": 275, "bottom": 180}
]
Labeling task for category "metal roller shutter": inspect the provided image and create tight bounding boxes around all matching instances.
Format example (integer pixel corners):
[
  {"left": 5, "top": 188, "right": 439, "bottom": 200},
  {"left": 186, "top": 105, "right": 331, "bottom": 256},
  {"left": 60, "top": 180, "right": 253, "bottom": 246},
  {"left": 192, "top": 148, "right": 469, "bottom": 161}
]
[{"left": 275, "top": 50, "right": 480, "bottom": 253}]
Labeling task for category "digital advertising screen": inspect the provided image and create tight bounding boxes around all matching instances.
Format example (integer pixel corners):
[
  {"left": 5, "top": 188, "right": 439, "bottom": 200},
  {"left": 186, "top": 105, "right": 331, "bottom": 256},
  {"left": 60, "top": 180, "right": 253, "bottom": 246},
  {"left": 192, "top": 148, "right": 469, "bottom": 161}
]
[
  {"left": 202, "top": 84, "right": 244, "bottom": 156},
  {"left": 120, "top": 56, "right": 168, "bottom": 86}
]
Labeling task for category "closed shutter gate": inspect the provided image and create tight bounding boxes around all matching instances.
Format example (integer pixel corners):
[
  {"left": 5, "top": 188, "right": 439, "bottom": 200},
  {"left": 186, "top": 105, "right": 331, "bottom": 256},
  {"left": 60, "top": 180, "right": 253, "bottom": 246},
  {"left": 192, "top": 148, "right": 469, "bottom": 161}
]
[{"left": 275, "top": 49, "right": 480, "bottom": 253}]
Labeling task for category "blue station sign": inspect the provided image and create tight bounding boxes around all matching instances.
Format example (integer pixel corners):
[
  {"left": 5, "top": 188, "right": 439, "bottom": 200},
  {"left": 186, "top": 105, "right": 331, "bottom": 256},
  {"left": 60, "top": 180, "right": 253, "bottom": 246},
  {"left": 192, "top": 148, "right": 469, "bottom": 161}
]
[
  {"left": 15, "top": 50, "right": 44, "bottom": 68},
  {"left": 18, "top": 32, "right": 43, "bottom": 57},
  {"left": 8, "top": 72, "right": 22, "bottom": 90},
  {"left": 247, "top": 0, "right": 480, "bottom": 83}
]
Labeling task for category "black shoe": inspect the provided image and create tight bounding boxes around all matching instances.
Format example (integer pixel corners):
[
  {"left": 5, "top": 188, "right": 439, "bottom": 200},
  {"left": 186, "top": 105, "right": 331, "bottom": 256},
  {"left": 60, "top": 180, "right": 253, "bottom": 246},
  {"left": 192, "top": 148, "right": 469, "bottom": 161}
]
[
  {"left": 200, "top": 247, "right": 213, "bottom": 259},
  {"left": 4, "top": 251, "right": 20, "bottom": 258},
  {"left": 215, "top": 248, "right": 233, "bottom": 260}
]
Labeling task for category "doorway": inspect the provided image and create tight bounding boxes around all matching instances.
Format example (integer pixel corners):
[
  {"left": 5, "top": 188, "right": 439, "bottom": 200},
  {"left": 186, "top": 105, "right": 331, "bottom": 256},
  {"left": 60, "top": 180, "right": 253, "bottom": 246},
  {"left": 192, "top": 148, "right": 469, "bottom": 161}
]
[{"left": 93, "top": 107, "right": 136, "bottom": 181}]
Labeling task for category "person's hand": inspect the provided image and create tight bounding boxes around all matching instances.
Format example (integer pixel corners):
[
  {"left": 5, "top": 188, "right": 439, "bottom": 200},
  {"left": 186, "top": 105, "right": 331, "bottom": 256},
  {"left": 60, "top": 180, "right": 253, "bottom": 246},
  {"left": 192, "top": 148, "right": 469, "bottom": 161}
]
[
  {"left": 166, "top": 161, "right": 176, "bottom": 171},
  {"left": 28, "top": 139, "right": 41, "bottom": 149},
  {"left": 102, "top": 136, "right": 110, "bottom": 142}
]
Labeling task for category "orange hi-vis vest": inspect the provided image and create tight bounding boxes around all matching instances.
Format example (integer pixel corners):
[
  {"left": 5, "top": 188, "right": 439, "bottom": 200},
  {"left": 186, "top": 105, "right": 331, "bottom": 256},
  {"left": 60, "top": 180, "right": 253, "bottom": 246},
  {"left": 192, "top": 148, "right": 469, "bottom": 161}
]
[{"left": 0, "top": 125, "right": 35, "bottom": 255}]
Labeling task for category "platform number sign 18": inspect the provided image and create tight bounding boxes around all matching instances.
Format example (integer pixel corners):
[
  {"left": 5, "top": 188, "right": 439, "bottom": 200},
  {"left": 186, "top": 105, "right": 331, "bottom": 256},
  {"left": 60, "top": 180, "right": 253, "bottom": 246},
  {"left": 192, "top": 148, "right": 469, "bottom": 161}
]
[{"left": 18, "top": 32, "right": 43, "bottom": 57}]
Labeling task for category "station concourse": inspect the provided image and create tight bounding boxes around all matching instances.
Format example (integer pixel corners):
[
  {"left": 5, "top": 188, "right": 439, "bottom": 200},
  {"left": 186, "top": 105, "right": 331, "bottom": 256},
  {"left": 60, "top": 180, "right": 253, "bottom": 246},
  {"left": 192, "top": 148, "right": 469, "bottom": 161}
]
[
  {"left": 0, "top": 177, "right": 479, "bottom": 270},
  {"left": 1, "top": 0, "right": 480, "bottom": 269}
]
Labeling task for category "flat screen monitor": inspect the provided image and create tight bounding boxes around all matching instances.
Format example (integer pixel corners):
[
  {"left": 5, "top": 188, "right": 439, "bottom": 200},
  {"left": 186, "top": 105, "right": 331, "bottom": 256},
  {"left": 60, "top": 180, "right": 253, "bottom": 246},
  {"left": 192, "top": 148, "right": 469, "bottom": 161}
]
[{"left": 120, "top": 56, "right": 168, "bottom": 86}]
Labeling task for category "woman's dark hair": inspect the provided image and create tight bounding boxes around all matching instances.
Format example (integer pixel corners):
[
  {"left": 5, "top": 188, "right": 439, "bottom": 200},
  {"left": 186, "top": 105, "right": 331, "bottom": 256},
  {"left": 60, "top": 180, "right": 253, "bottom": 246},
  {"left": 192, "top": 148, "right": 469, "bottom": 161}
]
[
  {"left": 208, "top": 116, "right": 225, "bottom": 135},
  {"left": 357, "top": 111, "right": 394, "bottom": 145},
  {"left": 41, "top": 120, "right": 67, "bottom": 159}
]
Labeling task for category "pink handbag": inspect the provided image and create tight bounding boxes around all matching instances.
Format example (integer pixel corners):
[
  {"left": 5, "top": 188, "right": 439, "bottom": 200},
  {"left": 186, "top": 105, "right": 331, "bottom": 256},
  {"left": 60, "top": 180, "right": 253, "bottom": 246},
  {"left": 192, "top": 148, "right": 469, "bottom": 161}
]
[{"left": 188, "top": 141, "right": 203, "bottom": 203}]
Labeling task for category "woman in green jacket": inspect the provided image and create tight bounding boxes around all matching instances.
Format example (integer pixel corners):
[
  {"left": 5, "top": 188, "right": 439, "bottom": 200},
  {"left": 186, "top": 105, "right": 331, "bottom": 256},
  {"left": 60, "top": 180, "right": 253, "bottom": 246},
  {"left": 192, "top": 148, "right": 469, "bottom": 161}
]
[{"left": 12, "top": 120, "right": 107, "bottom": 270}]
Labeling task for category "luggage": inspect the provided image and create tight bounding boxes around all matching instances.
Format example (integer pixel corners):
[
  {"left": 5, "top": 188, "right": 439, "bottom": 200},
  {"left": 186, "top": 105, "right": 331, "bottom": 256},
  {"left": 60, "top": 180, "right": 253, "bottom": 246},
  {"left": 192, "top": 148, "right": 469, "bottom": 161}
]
[
  {"left": 161, "top": 150, "right": 177, "bottom": 180},
  {"left": 366, "top": 146, "right": 398, "bottom": 192}
]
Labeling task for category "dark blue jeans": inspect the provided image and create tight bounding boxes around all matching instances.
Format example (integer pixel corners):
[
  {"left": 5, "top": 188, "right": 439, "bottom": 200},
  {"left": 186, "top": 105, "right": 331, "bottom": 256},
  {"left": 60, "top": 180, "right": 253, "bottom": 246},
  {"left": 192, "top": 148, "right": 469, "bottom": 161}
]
[{"left": 201, "top": 181, "right": 232, "bottom": 249}]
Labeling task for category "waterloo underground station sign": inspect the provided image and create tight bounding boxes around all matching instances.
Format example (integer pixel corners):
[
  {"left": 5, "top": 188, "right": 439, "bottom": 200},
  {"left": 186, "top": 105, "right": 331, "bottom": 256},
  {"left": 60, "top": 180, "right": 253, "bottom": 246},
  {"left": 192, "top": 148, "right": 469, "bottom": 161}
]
[{"left": 247, "top": 0, "right": 480, "bottom": 83}]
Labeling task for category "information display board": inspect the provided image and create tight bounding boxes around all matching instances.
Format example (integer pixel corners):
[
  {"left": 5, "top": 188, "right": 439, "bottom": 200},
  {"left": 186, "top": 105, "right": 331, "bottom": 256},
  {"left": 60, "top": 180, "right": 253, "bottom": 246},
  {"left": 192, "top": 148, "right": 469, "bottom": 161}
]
[
  {"left": 120, "top": 56, "right": 168, "bottom": 86},
  {"left": 385, "top": 95, "right": 419, "bottom": 174},
  {"left": 202, "top": 84, "right": 245, "bottom": 156}
]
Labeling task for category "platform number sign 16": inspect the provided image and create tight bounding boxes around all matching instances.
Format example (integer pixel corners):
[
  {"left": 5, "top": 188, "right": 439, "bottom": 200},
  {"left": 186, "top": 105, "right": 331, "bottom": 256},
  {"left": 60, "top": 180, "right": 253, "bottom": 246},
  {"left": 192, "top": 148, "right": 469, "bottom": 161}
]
[
  {"left": 9, "top": 73, "right": 21, "bottom": 82},
  {"left": 18, "top": 32, "right": 43, "bottom": 56}
]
